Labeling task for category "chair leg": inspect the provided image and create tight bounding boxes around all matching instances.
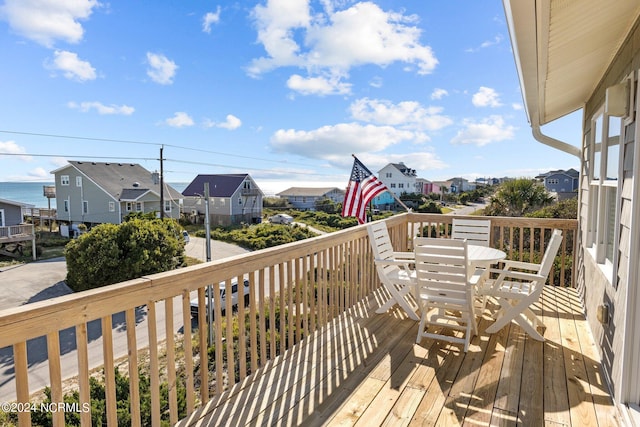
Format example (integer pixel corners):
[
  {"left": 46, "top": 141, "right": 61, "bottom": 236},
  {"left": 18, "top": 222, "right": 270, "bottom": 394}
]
[
  {"left": 485, "top": 298, "right": 545, "bottom": 340},
  {"left": 378, "top": 284, "right": 419, "bottom": 321}
]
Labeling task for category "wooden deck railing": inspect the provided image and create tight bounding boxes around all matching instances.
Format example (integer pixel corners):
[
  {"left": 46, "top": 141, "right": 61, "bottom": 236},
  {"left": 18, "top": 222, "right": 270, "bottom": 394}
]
[
  {"left": 0, "top": 213, "right": 577, "bottom": 426},
  {"left": 0, "top": 224, "right": 34, "bottom": 240}
]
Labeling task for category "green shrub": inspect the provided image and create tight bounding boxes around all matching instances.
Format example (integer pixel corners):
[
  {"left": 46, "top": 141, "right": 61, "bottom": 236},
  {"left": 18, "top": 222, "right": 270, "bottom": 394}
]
[{"left": 65, "top": 218, "right": 185, "bottom": 291}]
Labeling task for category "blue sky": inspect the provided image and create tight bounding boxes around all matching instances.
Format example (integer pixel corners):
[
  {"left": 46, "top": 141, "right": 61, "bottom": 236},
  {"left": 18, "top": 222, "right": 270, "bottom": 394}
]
[{"left": 0, "top": 0, "right": 581, "bottom": 195}]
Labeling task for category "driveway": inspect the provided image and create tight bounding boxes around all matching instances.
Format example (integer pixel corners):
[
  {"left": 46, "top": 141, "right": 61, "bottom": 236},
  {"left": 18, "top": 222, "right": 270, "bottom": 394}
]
[{"left": 0, "top": 258, "right": 70, "bottom": 312}]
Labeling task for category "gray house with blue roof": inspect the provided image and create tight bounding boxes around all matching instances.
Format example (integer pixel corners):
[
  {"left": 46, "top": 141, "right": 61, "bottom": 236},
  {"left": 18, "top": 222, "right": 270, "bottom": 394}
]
[{"left": 182, "top": 174, "right": 263, "bottom": 226}]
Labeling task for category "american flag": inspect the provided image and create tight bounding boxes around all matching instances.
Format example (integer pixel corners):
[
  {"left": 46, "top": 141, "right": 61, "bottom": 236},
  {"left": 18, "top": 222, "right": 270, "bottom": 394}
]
[{"left": 342, "top": 157, "right": 388, "bottom": 224}]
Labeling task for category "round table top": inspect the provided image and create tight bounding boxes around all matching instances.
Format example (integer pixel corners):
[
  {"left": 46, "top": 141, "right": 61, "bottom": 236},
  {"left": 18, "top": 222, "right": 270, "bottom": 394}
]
[{"left": 468, "top": 245, "right": 506, "bottom": 264}]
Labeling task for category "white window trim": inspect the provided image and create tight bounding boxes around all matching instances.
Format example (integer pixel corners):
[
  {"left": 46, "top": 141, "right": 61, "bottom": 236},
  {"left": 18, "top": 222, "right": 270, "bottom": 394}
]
[
  {"left": 76, "top": 176, "right": 82, "bottom": 187},
  {"left": 61, "top": 175, "right": 69, "bottom": 186},
  {"left": 82, "top": 200, "right": 89, "bottom": 214},
  {"left": 587, "top": 100, "right": 625, "bottom": 286},
  {"left": 109, "top": 201, "right": 115, "bottom": 212}
]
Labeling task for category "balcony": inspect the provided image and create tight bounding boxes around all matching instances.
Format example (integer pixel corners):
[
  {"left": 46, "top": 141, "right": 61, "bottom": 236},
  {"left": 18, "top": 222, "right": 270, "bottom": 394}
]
[{"left": 0, "top": 214, "right": 620, "bottom": 426}]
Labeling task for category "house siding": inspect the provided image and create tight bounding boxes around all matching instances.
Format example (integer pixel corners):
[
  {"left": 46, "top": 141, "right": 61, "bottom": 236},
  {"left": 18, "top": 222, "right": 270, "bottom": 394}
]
[
  {"left": 54, "top": 166, "right": 120, "bottom": 225},
  {"left": 579, "top": 16, "right": 640, "bottom": 404},
  {"left": 0, "top": 202, "right": 23, "bottom": 226}
]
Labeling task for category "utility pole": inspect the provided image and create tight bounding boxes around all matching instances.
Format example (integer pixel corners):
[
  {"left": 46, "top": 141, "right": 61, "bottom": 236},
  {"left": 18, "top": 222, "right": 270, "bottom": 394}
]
[
  {"left": 204, "top": 182, "right": 213, "bottom": 345},
  {"left": 160, "top": 146, "right": 165, "bottom": 219}
]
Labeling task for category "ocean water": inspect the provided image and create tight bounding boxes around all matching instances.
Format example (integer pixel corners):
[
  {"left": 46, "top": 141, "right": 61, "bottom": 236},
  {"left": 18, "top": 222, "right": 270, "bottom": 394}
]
[
  {"left": 0, "top": 182, "right": 189, "bottom": 208},
  {"left": 0, "top": 182, "right": 56, "bottom": 207}
]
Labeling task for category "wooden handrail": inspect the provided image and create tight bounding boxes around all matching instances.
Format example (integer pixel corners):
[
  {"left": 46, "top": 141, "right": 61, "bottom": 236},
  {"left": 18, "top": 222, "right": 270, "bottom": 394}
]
[{"left": 0, "top": 213, "right": 577, "bottom": 425}]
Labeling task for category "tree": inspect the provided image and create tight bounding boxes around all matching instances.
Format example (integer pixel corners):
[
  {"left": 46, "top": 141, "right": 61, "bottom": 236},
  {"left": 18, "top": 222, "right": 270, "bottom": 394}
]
[
  {"left": 65, "top": 218, "right": 185, "bottom": 291},
  {"left": 484, "top": 178, "right": 554, "bottom": 217}
]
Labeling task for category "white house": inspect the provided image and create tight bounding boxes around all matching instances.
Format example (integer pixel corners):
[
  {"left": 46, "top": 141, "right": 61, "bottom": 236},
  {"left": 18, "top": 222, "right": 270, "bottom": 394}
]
[
  {"left": 504, "top": 0, "right": 640, "bottom": 421},
  {"left": 378, "top": 162, "right": 419, "bottom": 196}
]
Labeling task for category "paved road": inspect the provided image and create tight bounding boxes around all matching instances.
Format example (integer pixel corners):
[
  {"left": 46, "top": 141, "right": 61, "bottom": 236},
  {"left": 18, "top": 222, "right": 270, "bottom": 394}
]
[
  {"left": 447, "top": 202, "right": 487, "bottom": 215},
  {"left": 0, "top": 237, "right": 249, "bottom": 402}
]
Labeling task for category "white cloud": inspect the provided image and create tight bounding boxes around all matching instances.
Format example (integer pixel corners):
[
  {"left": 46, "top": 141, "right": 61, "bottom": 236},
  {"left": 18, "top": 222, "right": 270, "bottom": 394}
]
[
  {"left": 0, "top": 140, "right": 31, "bottom": 161},
  {"left": 203, "top": 7, "right": 221, "bottom": 33},
  {"left": 450, "top": 115, "right": 515, "bottom": 146},
  {"left": 512, "top": 103, "right": 523, "bottom": 110},
  {"left": 466, "top": 35, "right": 504, "bottom": 53},
  {"left": 270, "top": 122, "right": 425, "bottom": 163},
  {"left": 431, "top": 88, "right": 448, "bottom": 100},
  {"left": 217, "top": 114, "right": 242, "bottom": 130},
  {"left": 146, "top": 52, "right": 178, "bottom": 85},
  {"left": 357, "top": 151, "right": 448, "bottom": 173},
  {"left": 472, "top": 86, "right": 502, "bottom": 107},
  {"left": 0, "top": 0, "right": 99, "bottom": 47},
  {"left": 48, "top": 50, "right": 96, "bottom": 81},
  {"left": 68, "top": 101, "right": 134, "bottom": 115},
  {"left": 165, "top": 112, "right": 194, "bottom": 128},
  {"left": 349, "top": 98, "right": 453, "bottom": 131},
  {"left": 248, "top": 1, "right": 437, "bottom": 85},
  {"left": 287, "top": 74, "right": 351, "bottom": 96}
]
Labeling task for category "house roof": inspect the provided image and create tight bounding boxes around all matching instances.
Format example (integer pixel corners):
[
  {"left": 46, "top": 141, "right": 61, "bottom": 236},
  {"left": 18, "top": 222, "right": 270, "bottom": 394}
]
[
  {"left": 53, "top": 161, "right": 182, "bottom": 201},
  {"left": 276, "top": 187, "right": 345, "bottom": 197},
  {"left": 537, "top": 168, "right": 580, "bottom": 179},
  {"left": 503, "top": 0, "right": 640, "bottom": 126},
  {"left": 389, "top": 162, "right": 417, "bottom": 177},
  {"left": 182, "top": 174, "right": 262, "bottom": 198},
  {"left": 0, "top": 198, "right": 34, "bottom": 208}
]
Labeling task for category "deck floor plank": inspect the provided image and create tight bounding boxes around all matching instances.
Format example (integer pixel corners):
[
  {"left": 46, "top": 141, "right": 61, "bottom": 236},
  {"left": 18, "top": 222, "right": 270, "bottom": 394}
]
[{"left": 178, "top": 286, "right": 619, "bottom": 427}]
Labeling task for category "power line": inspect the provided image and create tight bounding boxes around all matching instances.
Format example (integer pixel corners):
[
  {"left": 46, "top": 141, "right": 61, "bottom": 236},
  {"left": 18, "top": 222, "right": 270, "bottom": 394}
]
[
  {"left": 0, "top": 152, "right": 338, "bottom": 178},
  {"left": 0, "top": 129, "right": 318, "bottom": 168}
]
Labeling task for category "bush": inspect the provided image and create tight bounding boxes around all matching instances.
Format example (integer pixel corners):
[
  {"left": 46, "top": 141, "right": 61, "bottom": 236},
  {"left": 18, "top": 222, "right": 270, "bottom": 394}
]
[{"left": 65, "top": 218, "right": 185, "bottom": 291}]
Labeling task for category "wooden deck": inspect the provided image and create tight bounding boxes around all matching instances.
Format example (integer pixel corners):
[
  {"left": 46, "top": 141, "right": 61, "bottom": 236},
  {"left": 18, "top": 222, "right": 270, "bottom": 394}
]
[{"left": 179, "top": 285, "right": 621, "bottom": 427}]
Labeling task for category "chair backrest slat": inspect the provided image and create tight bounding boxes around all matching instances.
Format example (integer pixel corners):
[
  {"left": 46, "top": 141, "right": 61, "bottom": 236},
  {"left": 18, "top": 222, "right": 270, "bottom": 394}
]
[
  {"left": 451, "top": 218, "right": 491, "bottom": 247},
  {"left": 414, "top": 237, "right": 469, "bottom": 298},
  {"left": 539, "top": 229, "right": 563, "bottom": 279}
]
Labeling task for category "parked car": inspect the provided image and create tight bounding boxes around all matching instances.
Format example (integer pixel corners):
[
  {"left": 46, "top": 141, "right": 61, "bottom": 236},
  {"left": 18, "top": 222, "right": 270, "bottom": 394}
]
[
  {"left": 268, "top": 213, "right": 294, "bottom": 224},
  {"left": 182, "top": 230, "right": 190, "bottom": 243},
  {"left": 190, "top": 279, "right": 250, "bottom": 318}
]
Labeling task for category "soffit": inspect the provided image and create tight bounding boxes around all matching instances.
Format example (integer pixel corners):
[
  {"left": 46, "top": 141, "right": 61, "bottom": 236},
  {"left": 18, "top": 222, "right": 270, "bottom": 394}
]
[{"left": 504, "top": 0, "right": 640, "bottom": 125}]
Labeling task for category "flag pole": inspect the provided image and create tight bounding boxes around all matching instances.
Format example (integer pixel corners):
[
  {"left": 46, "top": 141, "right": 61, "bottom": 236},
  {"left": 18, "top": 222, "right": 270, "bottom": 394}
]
[{"left": 351, "top": 154, "right": 412, "bottom": 213}]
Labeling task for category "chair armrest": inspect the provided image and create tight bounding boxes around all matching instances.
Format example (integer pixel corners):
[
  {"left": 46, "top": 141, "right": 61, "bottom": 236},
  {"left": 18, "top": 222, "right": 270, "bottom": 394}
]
[
  {"left": 392, "top": 251, "right": 415, "bottom": 260},
  {"left": 500, "top": 259, "right": 541, "bottom": 272},
  {"left": 373, "top": 258, "right": 412, "bottom": 268},
  {"left": 468, "top": 267, "right": 486, "bottom": 286},
  {"left": 486, "top": 268, "right": 545, "bottom": 282}
]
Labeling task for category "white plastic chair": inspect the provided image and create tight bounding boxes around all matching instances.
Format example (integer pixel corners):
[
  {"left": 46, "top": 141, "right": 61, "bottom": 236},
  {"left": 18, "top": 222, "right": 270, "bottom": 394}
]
[
  {"left": 451, "top": 218, "right": 491, "bottom": 247},
  {"left": 413, "top": 237, "right": 484, "bottom": 352},
  {"left": 481, "top": 229, "right": 563, "bottom": 340},
  {"left": 367, "top": 222, "right": 419, "bottom": 321}
]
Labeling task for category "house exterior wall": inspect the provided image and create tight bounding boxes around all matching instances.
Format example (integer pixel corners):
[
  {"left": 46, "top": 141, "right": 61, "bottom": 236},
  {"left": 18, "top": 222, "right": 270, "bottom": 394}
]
[
  {"left": 378, "top": 164, "right": 418, "bottom": 196},
  {"left": 54, "top": 167, "right": 121, "bottom": 225},
  {"left": 0, "top": 202, "right": 23, "bottom": 226},
  {"left": 578, "top": 16, "right": 640, "bottom": 406},
  {"left": 544, "top": 172, "right": 578, "bottom": 193}
]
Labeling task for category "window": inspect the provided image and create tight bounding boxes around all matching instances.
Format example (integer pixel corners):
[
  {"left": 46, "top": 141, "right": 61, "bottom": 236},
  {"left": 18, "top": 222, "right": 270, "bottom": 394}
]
[
  {"left": 64, "top": 200, "right": 69, "bottom": 212},
  {"left": 390, "top": 183, "right": 396, "bottom": 188},
  {"left": 386, "top": 172, "right": 392, "bottom": 178},
  {"left": 588, "top": 106, "right": 622, "bottom": 281},
  {"left": 76, "top": 176, "right": 82, "bottom": 187},
  {"left": 109, "top": 201, "right": 115, "bottom": 212},
  {"left": 136, "top": 202, "right": 143, "bottom": 212},
  {"left": 82, "top": 201, "right": 88, "bottom": 214},
  {"left": 164, "top": 200, "right": 171, "bottom": 212},
  {"left": 126, "top": 202, "right": 133, "bottom": 212},
  {"left": 238, "top": 197, "right": 242, "bottom": 205},
  {"left": 61, "top": 175, "right": 69, "bottom": 186}
]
